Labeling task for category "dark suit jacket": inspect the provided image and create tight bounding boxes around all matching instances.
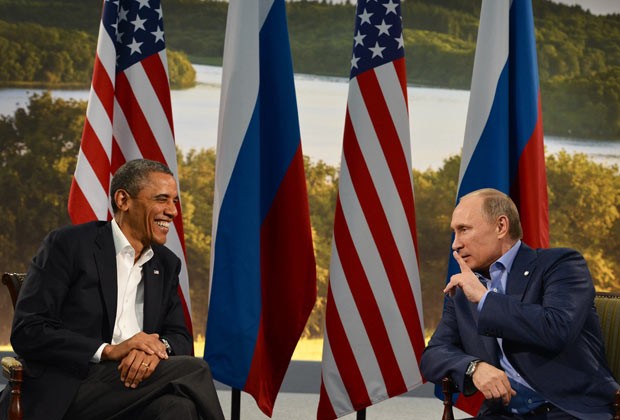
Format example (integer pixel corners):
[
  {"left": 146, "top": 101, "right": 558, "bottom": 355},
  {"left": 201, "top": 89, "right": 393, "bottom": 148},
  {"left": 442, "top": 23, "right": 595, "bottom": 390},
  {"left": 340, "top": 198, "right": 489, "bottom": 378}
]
[
  {"left": 5, "top": 221, "right": 192, "bottom": 420},
  {"left": 420, "top": 244, "right": 619, "bottom": 419}
]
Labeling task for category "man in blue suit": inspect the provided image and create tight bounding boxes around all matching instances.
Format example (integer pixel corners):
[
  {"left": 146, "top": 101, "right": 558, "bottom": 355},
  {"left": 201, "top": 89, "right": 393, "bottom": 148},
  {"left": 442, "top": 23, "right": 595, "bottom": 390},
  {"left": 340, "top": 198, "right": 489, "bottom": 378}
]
[{"left": 420, "top": 188, "right": 619, "bottom": 419}]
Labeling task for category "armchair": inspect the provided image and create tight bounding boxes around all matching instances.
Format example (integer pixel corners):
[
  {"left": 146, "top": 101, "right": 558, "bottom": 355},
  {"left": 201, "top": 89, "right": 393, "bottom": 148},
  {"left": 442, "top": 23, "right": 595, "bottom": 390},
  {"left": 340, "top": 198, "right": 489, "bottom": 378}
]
[
  {"left": 440, "top": 292, "right": 620, "bottom": 420},
  {"left": 1, "top": 272, "right": 25, "bottom": 420}
]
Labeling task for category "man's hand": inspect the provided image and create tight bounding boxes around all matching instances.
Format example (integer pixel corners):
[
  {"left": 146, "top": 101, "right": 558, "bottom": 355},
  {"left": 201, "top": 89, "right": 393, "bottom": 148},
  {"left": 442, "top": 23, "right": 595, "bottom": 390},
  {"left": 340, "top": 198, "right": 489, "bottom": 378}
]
[
  {"left": 472, "top": 362, "right": 516, "bottom": 406},
  {"left": 443, "top": 251, "right": 487, "bottom": 303},
  {"left": 101, "top": 332, "right": 168, "bottom": 361},
  {"left": 117, "top": 349, "right": 161, "bottom": 389}
]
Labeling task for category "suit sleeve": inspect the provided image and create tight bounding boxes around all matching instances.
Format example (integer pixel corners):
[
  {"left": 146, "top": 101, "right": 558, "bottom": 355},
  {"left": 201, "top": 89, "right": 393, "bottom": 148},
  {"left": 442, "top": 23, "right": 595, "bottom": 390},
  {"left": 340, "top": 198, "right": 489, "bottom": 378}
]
[
  {"left": 420, "top": 295, "right": 481, "bottom": 395},
  {"left": 11, "top": 228, "right": 102, "bottom": 375},
  {"left": 478, "top": 249, "right": 594, "bottom": 354}
]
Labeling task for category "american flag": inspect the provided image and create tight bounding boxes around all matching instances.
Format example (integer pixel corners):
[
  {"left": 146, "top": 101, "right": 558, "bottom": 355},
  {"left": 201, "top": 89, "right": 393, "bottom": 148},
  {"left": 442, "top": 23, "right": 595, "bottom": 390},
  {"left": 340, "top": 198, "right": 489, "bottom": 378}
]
[
  {"left": 317, "top": 0, "right": 425, "bottom": 418},
  {"left": 68, "top": 0, "right": 193, "bottom": 334}
]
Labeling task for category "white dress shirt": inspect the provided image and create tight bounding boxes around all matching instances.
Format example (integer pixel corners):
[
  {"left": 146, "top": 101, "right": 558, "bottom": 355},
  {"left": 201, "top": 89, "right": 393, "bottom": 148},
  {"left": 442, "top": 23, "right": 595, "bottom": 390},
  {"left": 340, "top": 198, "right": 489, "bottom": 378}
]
[{"left": 91, "top": 219, "right": 154, "bottom": 362}]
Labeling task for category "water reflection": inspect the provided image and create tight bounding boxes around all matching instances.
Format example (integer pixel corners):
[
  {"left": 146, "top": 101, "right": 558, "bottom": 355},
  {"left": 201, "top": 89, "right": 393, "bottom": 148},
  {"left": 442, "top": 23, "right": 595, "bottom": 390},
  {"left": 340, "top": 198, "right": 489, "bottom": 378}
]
[{"left": 1, "top": 64, "right": 618, "bottom": 170}]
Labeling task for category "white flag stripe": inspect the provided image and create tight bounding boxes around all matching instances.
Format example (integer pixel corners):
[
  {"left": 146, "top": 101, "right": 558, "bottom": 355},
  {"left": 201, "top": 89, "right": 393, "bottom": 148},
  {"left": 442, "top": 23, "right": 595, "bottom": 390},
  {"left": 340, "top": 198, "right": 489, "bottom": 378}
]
[
  {"left": 160, "top": 50, "right": 170, "bottom": 80},
  {"left": 347, "top": 81, "right": 419, "bottom": 289},
  {"left": 374, "top": 63, "right": 413, "bottom": 171},
  {"left": 258, "top": 0, "right": 276, "bottom": 29},
  {"left": 328, "top": 239, "right": 386, "bottom": 400},
  {"left": 112, "top": 100, "right": 143, "bottom": 160},
  {"left": 96, "top": 23, "right": 116, "bottom": 79},
  {"left": 459, "top": 0, "right": 510, "bottom": 185},
  {"left": 73, "top": 150, "right": 110, "bottom": 219},
  {"left": 125, "top": 63, "right": 176, "bottom": 147},
  {"left": 337, "top": 158, "right": 419, "bottom": 383},
  {"left": 209, "top": 1, "right": 261, "bottom": 286},
  {"left": 321, "top": 325, "right": 355, "bottom": 415},
  {"left": 84, "top": 92, "right": 113, "bottom": 159}
]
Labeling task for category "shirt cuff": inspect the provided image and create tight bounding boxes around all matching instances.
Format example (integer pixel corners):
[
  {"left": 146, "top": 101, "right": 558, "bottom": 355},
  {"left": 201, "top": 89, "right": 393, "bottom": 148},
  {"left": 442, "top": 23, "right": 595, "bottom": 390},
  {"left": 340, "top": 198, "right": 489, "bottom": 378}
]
[
  {"left": 477, "top": 290, "right": 491, "bottom": 312},
  {"left": 91, "top": 343, "right": 108, "bottom": 363}
]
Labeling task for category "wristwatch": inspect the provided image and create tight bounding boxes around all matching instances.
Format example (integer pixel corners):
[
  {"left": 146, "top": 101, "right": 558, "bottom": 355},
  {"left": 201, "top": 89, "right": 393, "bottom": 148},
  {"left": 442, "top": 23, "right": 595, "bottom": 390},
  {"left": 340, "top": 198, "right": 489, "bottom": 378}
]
[
  {"left": 465, "top": 359, "right": 481, "bottom": 378},
  {"left": 160, "top": 337, "right": 172, "bottom": 355}
]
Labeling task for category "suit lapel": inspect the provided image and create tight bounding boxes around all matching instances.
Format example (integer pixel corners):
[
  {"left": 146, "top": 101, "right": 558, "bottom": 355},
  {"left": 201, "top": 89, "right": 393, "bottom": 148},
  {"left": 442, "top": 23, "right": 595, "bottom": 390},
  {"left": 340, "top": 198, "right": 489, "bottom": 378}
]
[
  {"left": 142, "top": 256, "right": 163, "bottom": 333},
  {"left": 506, "top": 243, "right": 538, "bottom": 299},
  {"left": 94, "top": 222, "right": 117, "bottom": 342}
]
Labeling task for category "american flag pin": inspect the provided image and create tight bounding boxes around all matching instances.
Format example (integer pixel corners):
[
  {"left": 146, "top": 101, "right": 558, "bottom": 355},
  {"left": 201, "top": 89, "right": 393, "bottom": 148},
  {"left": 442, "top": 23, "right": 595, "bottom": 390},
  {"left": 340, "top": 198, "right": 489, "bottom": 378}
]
[{"left": 154, "top": 270, "right": 160, "bottom": 275}]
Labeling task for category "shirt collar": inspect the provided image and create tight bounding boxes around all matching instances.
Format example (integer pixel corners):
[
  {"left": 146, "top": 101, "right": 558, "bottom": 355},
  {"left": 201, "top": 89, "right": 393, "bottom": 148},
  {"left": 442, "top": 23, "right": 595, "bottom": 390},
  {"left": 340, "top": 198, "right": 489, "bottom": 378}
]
[
  {"left": 111, "top": 219, "right": 154, "bottom": 265},
  {"left": 492, "top": 239, "right": 522, "bottom": 274}
]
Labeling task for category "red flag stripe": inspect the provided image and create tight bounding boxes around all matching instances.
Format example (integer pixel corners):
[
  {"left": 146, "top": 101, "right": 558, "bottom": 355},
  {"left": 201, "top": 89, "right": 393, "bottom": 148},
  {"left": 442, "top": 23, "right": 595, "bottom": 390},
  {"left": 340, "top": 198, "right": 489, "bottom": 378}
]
[
  {"left": 143, "top": 52, "right": 175, "bottom": 132},
  {"left": 357, "top": 64, "right": 420, "bottom": 259},
  {"left": 67, "top": 182, "right": 98, "bottom": 225},
  {"left": 79, "top": 120, "right": 112, "bottom": 191},
  {"left": 322, "top": 284, "right": 371, "bottom": 413},
  {"left": 91, "top": 56, "right": 115, "bottom": 122},
  {"left": 115, "top": 72, "right": 167, "bottom": 163},
  {"left": 318, "top": 381, "right": 338, "bottom": 420},
  {"left": 512, "top": 92, "right": 549, "bottom": 248},
  {"left": 332, "top": 198, "right": 407, "bottom": 396},
  {"left": 346, "top": 78, "right": 421, "bottom": 295},
  {"left": 343, "top": 102, "right": 425, "bottom": 360}
]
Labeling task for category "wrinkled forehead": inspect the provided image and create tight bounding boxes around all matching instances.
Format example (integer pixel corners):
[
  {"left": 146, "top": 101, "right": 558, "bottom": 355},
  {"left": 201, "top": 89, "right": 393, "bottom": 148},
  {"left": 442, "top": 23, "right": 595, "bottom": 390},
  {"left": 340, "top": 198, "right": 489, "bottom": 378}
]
[{"left": 451, "top": 196, "right": 486, "bottom": 226}]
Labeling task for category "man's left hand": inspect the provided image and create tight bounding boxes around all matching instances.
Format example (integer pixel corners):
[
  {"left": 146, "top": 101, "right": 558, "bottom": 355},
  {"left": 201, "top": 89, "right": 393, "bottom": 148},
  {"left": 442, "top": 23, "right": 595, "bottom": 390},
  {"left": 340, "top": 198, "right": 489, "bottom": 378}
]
[{"left": 118, "top": 349, "right": 162, "bottom": 389}]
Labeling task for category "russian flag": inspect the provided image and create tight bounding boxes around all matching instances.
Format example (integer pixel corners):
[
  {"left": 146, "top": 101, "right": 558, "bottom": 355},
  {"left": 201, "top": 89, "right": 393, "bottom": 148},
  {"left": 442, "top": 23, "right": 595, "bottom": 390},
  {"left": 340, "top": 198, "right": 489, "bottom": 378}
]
[
  {"left": 443, "top": 0, "right": 549, "bottom": 414},
  {"left": 204, "top": 0, "right": 317, "bottom": 416}
]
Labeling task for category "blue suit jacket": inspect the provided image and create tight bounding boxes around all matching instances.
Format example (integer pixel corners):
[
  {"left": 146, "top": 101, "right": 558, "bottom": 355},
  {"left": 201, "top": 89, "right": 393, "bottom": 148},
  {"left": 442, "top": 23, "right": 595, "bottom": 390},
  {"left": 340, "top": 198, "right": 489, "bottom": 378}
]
[
  {"left": 420, "top": 244, "right": 619, "bottom": 419},
  {"left": 3, "top": 221, "right": 192, "bottom": 420}
]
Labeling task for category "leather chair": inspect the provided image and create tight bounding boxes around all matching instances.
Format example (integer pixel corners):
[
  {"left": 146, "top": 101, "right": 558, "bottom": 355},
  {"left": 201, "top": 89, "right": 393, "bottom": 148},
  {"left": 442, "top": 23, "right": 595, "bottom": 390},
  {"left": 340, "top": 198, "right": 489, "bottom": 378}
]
[
  {"left": 1, "top": 272, "right": 25, "bottom": 420},
  {"left": 440, "top": 292, "right": 620, "bottom": 420}
]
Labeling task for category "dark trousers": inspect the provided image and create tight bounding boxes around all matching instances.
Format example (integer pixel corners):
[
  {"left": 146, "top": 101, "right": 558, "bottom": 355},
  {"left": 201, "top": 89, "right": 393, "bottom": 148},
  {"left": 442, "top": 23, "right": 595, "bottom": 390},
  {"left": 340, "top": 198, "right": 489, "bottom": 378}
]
[{"left": 63, "top": 356, "right": 224, "bottom": 420}]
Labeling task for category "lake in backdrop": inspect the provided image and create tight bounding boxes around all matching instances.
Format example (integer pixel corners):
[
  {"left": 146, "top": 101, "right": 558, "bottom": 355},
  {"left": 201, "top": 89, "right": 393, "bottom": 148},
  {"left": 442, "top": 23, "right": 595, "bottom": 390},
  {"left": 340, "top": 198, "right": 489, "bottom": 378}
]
[{"left": 1, "top": 64, "right": 619, "bottom": 170}]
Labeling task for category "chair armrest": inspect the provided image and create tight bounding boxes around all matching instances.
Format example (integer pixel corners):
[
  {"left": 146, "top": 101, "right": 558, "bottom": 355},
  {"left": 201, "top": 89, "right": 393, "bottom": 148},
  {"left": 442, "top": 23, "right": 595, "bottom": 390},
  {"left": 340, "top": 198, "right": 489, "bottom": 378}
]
[
  {"left": 442, "top": 377, "right": 456, "bottom": 420},
  {"left": 1, "top": 356, "right": 22, "bottom": 380}
]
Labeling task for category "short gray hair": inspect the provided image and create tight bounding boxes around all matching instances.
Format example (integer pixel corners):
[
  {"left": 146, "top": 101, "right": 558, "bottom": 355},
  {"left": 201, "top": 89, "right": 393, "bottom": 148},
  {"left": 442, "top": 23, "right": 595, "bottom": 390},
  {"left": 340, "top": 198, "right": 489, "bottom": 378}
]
[
  {"left": 460, "top": 188, "right": 523, "bottom": 240},
  {"left": 110, "top": 159, "right": 173, "bottom": 213}
]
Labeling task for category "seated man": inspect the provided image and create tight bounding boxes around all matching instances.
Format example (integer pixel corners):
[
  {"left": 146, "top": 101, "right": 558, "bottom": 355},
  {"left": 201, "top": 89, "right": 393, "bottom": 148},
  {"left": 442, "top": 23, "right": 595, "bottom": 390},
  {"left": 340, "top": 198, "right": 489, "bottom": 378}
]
[
  {"left": 0, "top": 159, "right": 224, "bottom": 420},
  {"left": 420, "top": 188, "right": 619, "bottom": 419}
]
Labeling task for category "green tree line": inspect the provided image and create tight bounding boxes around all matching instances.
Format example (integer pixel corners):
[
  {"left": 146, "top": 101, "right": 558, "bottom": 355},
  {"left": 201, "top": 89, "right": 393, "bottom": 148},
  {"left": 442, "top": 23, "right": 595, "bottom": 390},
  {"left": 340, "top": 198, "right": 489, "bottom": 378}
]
[
  {"left": 0, "top": 0, "right": 619, "bottom": 138},
  {"left": 0, "top": 20, "right": 195, "bottom": 88},
  {"left": 0, "top": 93, "right": 618, "bottom": 345}
]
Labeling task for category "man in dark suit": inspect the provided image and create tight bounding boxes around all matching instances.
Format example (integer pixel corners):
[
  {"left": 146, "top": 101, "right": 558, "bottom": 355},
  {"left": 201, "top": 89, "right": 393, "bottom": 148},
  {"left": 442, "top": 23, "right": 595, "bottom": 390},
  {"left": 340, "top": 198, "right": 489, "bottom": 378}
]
[
  {"left": 0, "top": 159, "right": 224, "bottom": 420},
  {"left": 420, "top": 188, "right": 619, "bottom": 419}
]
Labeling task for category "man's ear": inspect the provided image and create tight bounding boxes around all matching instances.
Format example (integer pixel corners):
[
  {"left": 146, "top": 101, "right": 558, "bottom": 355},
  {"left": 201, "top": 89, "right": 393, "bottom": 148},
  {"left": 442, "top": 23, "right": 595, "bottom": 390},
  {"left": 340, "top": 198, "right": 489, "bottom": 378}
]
[
  {"left": 496, "top": 214, "right": 510, "bottom": 238},
  {"left": 114, "top": 189, "right": 131, "bottom": 211}
]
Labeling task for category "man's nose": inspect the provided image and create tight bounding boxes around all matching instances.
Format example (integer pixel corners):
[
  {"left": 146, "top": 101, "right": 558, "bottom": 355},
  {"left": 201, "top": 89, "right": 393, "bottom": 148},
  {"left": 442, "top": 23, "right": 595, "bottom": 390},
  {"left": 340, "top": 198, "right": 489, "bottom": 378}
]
[
  {"left": 452, "top": 235, "right": 461, "bottom": 251},
  {"left": 166, "top": 201, "right": 179, "bottom": 218}
]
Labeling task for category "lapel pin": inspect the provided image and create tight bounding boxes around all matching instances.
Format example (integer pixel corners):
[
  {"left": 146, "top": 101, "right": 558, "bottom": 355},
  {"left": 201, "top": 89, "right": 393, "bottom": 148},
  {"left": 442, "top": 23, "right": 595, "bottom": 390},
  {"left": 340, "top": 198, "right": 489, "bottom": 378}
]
[
  {"left": 154, "top": 269, "right": 160, "bottom": 275},
  {"left": 524, "top": 271, "right": 530, "bottom": 276}
]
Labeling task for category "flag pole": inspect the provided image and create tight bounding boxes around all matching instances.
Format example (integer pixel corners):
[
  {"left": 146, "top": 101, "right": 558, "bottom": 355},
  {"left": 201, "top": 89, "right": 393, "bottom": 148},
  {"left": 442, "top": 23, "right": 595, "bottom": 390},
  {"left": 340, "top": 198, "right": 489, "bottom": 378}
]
[
  {"left": 231, "top": 388, "right": 241, "bottom": 420},
  {"left": 357, "top": 408, "right": 366, "bottom": 419}
]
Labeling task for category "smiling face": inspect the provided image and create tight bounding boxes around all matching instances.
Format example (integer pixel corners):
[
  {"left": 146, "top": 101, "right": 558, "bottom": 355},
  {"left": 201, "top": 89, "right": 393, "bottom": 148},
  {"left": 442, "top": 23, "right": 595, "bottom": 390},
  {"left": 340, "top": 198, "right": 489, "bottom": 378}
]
[
  {"left": 114, "top": 171, "right": 179, "bottom": 256},
  {"left": 450, "top": 194, "right": 508, "bottom": 276}
]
